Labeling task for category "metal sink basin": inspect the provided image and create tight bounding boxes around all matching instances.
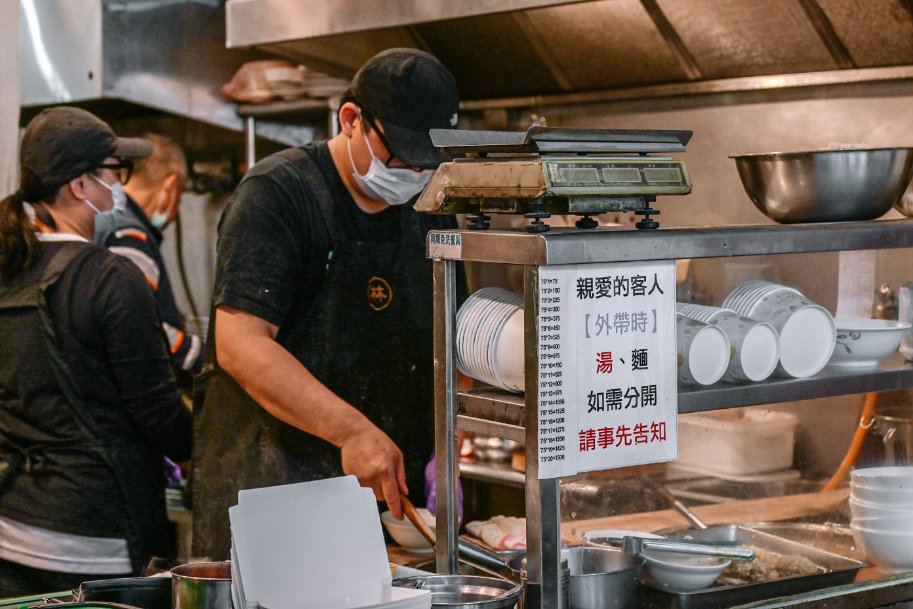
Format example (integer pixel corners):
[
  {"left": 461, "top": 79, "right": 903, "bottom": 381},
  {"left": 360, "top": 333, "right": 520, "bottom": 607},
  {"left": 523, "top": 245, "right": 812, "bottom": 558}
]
[{"left": 665, "top": 478, "right": 828, "bottom": 505}]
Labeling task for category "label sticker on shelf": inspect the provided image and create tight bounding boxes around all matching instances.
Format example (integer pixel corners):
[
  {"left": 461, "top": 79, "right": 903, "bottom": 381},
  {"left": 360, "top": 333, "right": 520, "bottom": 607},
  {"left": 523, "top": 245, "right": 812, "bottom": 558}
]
[
  {"left": 536, "top": 260, "right": 678, "bottom": 479},
  {"left": 428, "top": 232, "right": 462, "bottom": 259}
]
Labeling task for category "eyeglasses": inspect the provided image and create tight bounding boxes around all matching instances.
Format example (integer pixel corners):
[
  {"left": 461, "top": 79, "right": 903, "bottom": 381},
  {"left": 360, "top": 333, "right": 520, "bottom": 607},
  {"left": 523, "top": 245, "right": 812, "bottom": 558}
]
[
  {"left": 369, "top": 122, "right": 398, "bottom": 168},
  {"left": 96, "top": 159, "right": 134, "bottom": 185}
]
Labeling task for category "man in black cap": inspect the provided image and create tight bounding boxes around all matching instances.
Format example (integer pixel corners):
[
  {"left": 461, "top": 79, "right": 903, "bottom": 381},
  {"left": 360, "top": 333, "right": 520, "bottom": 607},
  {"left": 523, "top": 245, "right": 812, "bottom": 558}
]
[{"left": 193, "top": 48, "right": 463, "bottom": 559}]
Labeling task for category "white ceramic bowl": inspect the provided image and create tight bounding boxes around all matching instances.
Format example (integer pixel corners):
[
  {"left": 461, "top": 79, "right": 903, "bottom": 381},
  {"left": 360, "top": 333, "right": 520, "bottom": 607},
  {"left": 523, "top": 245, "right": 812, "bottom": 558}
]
[
  {"left": 381, "top": 509, "right": 436, "bottom": 553},
  {"left": 849, "top": 497, "right": 913, "bottom": 519},
  {"left": 851, "top": 522, "right": 913, "bottom": 571},
  {"left": 829, "top": 319, "right": 911, "bottom": 368},
  {"left": 850, "top": 482, "right": 913, "bottom": 505},
  {"left": 850, "top": 466, "right": 913, "bottom": 489},
  {"left": 851, "top": 515, "right": 913, "bottom": 534},
  {"left": 642, "top": 550, "right": 730, "bottom": 592}
]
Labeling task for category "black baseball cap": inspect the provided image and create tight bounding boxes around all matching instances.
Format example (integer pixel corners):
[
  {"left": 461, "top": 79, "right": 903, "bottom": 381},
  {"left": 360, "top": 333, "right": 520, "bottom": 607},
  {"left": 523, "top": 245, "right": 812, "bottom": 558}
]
[
  {"left": 19, "top": 106, "right": 152, "bottom": 201},
  {"left": 350, "top": 48, "right": 459, "bottom": 168}
]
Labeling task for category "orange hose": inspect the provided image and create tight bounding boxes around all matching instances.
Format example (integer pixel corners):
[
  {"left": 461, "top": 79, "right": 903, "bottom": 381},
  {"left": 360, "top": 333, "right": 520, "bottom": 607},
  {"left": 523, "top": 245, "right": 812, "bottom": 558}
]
[{"left": 821, "top": 392, "right": 879, "bottom": 491}]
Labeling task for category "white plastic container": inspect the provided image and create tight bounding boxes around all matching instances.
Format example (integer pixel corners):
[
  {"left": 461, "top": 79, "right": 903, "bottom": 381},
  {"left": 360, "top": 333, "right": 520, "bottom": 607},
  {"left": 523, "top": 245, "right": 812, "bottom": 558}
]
[{"left": 675, "top": 408, "right": 799, "bottom": 476}]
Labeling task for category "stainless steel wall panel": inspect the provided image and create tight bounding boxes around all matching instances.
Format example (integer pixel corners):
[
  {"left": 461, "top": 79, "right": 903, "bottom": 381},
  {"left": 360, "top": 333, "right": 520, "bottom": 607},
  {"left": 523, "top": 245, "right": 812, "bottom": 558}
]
[
  {"left": 20, "top": 0, "right": 103, "bottom": 105},
  {"left": 20, "top": 1, "right": 282, "bottom": 140},
  {"left": 100, "top": 1, "right": 258, "bottom": 135},
  {"left": 815, "top": 0, "right": 913, "bottom": 67},
  {"left": 656, "top": 0, "right": 837, "bottom": 78}
]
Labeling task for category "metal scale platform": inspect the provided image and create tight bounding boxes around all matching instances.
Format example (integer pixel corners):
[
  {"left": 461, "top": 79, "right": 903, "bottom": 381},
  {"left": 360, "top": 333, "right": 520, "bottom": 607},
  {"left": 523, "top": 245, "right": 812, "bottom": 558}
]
[{"left": 415, "top": 126, "right": 693, "bottom": 232}]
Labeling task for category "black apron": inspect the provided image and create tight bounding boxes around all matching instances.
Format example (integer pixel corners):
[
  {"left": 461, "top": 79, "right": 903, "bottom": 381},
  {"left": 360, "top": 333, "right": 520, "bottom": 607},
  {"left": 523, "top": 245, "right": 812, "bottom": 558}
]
[
  {"left": 192, "top": 148, "right": 436, "bottom": 559},
  {"left": 0, "top": 243, "right": 161, "bottom": 575}
]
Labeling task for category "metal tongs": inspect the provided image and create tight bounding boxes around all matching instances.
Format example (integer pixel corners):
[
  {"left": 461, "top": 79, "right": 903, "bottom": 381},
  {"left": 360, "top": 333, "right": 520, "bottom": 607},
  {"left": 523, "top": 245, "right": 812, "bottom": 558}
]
[{"left": 614, "top": 535, "right": 756, "bottom": 562}]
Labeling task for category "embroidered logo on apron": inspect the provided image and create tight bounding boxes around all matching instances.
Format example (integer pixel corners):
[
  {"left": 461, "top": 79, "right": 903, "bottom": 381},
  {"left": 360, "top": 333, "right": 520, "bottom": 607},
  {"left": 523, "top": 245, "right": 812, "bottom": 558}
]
[{"left": 368, "top": 276, "right": 393, "bottom": 311}]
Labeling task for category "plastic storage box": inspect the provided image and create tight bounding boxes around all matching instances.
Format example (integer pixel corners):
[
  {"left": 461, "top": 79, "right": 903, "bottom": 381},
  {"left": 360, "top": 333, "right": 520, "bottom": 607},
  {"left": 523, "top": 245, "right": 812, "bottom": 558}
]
[{"left": 675, "top": 408, "right": 799, "bottom": 476}]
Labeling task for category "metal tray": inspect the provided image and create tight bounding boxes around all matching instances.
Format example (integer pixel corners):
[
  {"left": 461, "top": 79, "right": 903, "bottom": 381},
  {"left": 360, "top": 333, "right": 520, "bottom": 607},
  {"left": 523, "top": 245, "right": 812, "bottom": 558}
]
[
  {"left": 639, "top": 525, "right": 867, "bottom": 609},
  {"left": 429, "top": 126, "right": 692, "bottom": 154}
]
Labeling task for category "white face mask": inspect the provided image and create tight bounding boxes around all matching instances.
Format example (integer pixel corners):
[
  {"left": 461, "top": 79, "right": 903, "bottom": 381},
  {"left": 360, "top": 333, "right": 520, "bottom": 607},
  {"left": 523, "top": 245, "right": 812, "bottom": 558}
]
[
  {"left": 87, "top": 173, "right": 128, "bottom": 242},
  {"left": 348, "top": 130, "right": 432, "bottom": 206}
]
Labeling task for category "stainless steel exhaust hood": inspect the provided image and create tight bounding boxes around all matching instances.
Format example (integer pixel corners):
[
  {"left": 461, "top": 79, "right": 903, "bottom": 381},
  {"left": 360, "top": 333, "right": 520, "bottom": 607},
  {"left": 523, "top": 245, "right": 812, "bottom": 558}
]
[
  {"left": 225, "top": 0, "right": 913, "bottom": 104},
  {"left": 20, "top": 0, "right": 272, "bottom": 135}
]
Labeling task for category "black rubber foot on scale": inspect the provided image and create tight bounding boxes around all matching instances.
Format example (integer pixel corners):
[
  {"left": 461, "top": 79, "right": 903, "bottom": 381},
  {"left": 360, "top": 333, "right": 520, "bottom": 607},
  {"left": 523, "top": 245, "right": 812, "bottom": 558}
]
[
  {"left": 525, "top": 211, "right": 551, "bottom": 233},
  {"left": 635, "top": 208, "right": 661, "bottom": 230},
  {"left": 575, "top": 215, "right": 598, "bottom": 229},
  {"left": 467, "top": 213, "right": 491, "bottom": 230}
]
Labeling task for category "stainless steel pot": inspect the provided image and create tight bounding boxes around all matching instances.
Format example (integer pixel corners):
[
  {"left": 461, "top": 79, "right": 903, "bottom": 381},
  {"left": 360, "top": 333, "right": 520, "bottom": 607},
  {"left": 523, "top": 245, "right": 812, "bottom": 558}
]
[
  {"left": 393, "top": 574, "right": 522, "bottom": 608},
  {"left": 871, "top": 407, "right": 913, "bottom": 465},
  {"left": 78, "top": 577, "right": 171, "bottom": 609},
  {"left": 731, "top": 147, "right": 913, "bottom": 223},
  {"left": 561, "top": 547, "right": 643, "bottom": 609},
  {"left": 171, "top": 561, "right": 232, "bottom": 609}
]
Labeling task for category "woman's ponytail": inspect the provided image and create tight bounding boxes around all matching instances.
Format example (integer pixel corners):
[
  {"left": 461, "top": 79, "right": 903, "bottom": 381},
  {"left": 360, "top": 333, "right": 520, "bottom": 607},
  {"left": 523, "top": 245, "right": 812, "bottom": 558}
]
[{"left": 0, "top": 190, "right": 39, "bottom": 278}]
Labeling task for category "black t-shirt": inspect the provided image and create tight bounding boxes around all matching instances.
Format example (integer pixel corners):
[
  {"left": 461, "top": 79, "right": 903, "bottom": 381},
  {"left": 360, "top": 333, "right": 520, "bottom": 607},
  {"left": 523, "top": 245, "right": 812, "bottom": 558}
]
[
  {"left": 44, "top": 240, "right": 193, "bottom": 460},
  {"left": 212, "top": 142, "right": 459, "bottom": 345}
]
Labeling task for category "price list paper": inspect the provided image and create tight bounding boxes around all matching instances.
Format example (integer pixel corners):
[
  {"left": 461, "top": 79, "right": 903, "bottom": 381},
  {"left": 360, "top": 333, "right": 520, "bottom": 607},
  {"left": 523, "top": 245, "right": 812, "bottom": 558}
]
[{"left": 536, "top": 261, "right": 678, "bottom": 479}]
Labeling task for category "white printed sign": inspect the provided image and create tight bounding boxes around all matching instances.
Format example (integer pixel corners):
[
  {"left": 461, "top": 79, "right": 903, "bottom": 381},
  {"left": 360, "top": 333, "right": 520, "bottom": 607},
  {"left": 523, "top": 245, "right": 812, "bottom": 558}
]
[
  {"left": 536, "top": 261, "right": 678, "bottom": 479},
  {"left": 428, "top": 232, "right": 462, "bottom": 259}
]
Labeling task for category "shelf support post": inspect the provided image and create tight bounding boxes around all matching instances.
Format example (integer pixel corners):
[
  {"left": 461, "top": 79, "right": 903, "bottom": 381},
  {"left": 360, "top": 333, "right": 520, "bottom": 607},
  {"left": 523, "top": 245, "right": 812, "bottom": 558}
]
[{"left": 433, "top": 258, "right": 460, "bottom": 574}]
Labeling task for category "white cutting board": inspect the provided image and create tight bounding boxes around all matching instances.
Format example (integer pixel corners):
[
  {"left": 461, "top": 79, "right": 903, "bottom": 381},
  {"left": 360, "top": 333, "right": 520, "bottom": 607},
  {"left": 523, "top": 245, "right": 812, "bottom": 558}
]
[{"left": 233, "top": 484, "right": 390, "bottom": 608}]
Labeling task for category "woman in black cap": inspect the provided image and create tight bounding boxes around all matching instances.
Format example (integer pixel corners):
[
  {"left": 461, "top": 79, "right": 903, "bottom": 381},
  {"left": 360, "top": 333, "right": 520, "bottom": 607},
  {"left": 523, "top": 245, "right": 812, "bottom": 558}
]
[{"left": 0, "top": 107, "right": 192, "bottom": 595}]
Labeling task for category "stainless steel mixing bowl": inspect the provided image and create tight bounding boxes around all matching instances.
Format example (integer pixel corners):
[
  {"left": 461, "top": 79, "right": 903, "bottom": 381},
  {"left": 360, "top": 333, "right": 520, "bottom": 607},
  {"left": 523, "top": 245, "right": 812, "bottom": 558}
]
[{"left": 731, "top": 148, "right": 913, "bottom": 223}]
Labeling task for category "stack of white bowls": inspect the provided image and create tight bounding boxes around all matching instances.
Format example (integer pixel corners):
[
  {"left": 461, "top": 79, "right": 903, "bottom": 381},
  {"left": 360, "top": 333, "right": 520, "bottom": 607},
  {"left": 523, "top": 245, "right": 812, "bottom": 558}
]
[
  {"left": 849, "top": 466, "right": 913, "bottom": 572},
  {"left": 456, "top": 287, "right": 524, "bottom": 392},
  {"left": 721, "top": 280, "right": 836, "bottom": 378},
  {"left": 677, "top": 303, "right": 780, "bottom": 382}
]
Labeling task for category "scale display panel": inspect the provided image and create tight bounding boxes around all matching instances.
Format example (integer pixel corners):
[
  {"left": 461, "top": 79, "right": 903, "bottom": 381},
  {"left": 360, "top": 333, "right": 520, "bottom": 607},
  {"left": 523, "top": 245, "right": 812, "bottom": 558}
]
[{"left": 543, "top": 157, "right": 691, "bottom": 195}]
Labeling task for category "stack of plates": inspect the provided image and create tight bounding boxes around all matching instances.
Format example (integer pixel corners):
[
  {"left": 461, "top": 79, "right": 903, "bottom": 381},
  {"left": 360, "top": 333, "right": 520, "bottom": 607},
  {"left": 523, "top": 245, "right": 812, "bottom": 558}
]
[
  {"left": 456, "top": 288, "right": 524, "bottom": 392},
  {"left": 230, "top": 476, "right": 430, "bottom": 609}
]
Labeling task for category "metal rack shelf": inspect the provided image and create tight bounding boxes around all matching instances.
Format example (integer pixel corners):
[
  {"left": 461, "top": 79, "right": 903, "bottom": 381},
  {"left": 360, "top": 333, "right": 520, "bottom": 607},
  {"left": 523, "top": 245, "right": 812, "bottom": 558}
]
[
  {"left": 459, "top": 461, "right": 526, "bottom": 488},
  {"left": 458, "top": 353, "right": 913, "bottom": 430},
  {"left": 432, "top": 220, "right": 913, "bottom": 609},
  {"left": 428, "top": 219, "right": 913, "bottom": 265}
]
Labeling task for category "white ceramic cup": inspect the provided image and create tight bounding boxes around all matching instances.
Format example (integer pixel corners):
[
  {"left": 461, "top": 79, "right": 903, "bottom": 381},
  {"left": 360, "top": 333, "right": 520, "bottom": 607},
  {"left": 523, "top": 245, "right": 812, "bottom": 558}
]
[
  {"left": 677, "top": 304, "right": 780, "bottom": 381},
  {"left": 745, "top": 291, "right": 835, "bottom": 378},
  {"left": 723, "top": 283, "right": 836, "bottom": 379},
  {"left": 677, "top": 304, "right": 780, "bottom": 382},
  {"left": 676, "top": 314, "right": 730, "bottom": 386}
]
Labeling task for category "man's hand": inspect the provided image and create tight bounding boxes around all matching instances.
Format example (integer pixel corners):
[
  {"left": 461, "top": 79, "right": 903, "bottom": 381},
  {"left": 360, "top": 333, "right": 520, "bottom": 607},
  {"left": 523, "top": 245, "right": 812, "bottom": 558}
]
[
  {"left": 340, "top": 421, "right": 408, "bottom": 519},
  {"left": 216, "top": 306, "right": 411, "bottom": 517}
]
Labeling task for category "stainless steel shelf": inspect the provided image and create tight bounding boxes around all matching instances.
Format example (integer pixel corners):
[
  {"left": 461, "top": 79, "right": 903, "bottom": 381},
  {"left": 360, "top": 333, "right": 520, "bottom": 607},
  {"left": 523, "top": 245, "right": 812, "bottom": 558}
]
[
  {"left": 429, "top": 219, "right": 913, "bottom": 265},
  {"left": 680, "top": 353, "right": 913, "bottom": 412},
  {"left": 236, "top": 98, "right": 332, "bottom": 120},
  {"left": 458, "top": 388, "right": 525, "bottom": 441},
  {"left": 459, "top": 461, "right": 526, "bottom": 488},
  {"left": 457, "top": 354, "right": 913, "bottom": 429}
]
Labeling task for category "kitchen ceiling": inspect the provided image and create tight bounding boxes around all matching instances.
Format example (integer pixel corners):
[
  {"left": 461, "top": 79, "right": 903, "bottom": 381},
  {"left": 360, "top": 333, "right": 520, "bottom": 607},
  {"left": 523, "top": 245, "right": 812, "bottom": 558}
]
[{"left": 226, "top": 0, "right": 913, "bottom": 101}]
